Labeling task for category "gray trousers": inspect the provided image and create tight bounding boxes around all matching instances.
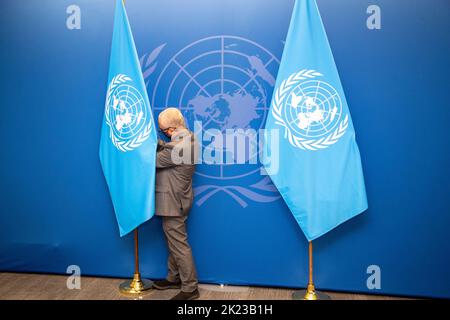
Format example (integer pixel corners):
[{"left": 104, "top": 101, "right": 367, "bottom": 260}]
[{"left": 162, "top": 215, "right": 198, "bottom": 292}]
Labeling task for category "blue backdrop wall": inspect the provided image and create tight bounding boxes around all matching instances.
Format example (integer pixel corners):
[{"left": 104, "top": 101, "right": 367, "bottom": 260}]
[{"left": 0, "top": 0, "right": 449, "bottom": 298}]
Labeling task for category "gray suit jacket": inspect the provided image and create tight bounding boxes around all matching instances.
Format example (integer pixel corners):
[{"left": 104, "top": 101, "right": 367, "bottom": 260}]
[{"left": 155, "top": 128, "right": 198, "bottom": 217}]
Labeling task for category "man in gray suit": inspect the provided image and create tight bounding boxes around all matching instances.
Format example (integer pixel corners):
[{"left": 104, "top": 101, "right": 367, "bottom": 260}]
[{"left": 152, "top": 107, "right": 199, "bottom": 300}]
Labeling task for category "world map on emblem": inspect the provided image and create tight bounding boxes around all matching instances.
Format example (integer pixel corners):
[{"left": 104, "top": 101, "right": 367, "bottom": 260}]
[
  {"left": 109, "top": 85, "right": 146, "bottom": 139},
  {"left": 284, "top": 80, "right": 342, "bottom": 139},
  {"left": 152, "top": 35, "right": 280, "bottom": 180}
]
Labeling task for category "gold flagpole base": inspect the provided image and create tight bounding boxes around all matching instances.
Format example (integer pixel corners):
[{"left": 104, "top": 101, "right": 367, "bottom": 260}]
[
  {"left": 292, "top": 284, "right": 331, "bottom": 300},
  {"left": 119, "top": 273, "right": 153, "bottom": 296}
]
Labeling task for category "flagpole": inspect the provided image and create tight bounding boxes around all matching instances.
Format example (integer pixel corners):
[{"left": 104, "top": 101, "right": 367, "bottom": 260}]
[
  {"left": 119, "top": 228, "right": 153, "bottom": 295},
  {"left": 292, "top": 241, "right": 330, "bottom": 300}
]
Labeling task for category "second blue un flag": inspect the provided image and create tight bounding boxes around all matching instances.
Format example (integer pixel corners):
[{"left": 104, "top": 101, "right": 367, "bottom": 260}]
[{"left": 264, "top": 0, "right": 368, "bottom": 241}]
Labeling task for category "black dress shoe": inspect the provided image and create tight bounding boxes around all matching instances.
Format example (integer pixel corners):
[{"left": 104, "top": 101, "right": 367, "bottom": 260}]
[
  {"left": 152, "top": 279, "right": 181, "bottom": 290},
  {"left": 170, "top": 289, "right": 200, "bottom": 300}
]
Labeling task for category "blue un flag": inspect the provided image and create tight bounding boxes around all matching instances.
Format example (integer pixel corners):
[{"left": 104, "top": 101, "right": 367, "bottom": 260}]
[
  {"left": 264, "top": 0, "right": 368, "bottom": 240},
  {"left": 99, "top": 1, "right": 157, "bottom": 236}
]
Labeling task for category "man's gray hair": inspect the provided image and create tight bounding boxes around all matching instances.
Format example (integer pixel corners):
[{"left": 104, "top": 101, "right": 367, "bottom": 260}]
[{"left": 158, "top": 107, "right": 186, "bottom": 128}]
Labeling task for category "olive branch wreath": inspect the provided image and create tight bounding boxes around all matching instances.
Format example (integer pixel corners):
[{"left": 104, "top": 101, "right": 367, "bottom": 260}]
[
  {"left": 272, "top": 69, "right": 348, "bottom": 151},
  {"left": 105, "top": 74, "right": 153, "bottom": 152}
]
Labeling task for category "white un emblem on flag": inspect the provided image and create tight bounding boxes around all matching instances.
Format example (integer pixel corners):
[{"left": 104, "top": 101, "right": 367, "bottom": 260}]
[
  {"left": 272, "top": 70, "right": 349, "bottom": 151},
  {"left": 105, "top": 74, "right": 153, "bottom": 152}
]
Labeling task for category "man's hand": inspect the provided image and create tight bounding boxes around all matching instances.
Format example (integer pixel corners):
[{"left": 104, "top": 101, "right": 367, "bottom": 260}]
[{"left": 157, "top": 139, "right": 165, "bottom": 152}]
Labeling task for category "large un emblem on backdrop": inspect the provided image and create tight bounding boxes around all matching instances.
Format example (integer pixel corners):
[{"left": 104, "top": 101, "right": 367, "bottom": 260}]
[
  {"left": 105, "top": 74, "right": 153, "bottom": 152},
  {"left": 143, "top": 35, "right": 281, "bottom": 206},
  {"left": 272, "top": 70, "right": 348, "bottom": 150}
]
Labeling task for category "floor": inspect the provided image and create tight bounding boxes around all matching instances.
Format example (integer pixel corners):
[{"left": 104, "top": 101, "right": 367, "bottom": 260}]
[{"left": 0, "top": 272, "right": 411, "bottom": 300}]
